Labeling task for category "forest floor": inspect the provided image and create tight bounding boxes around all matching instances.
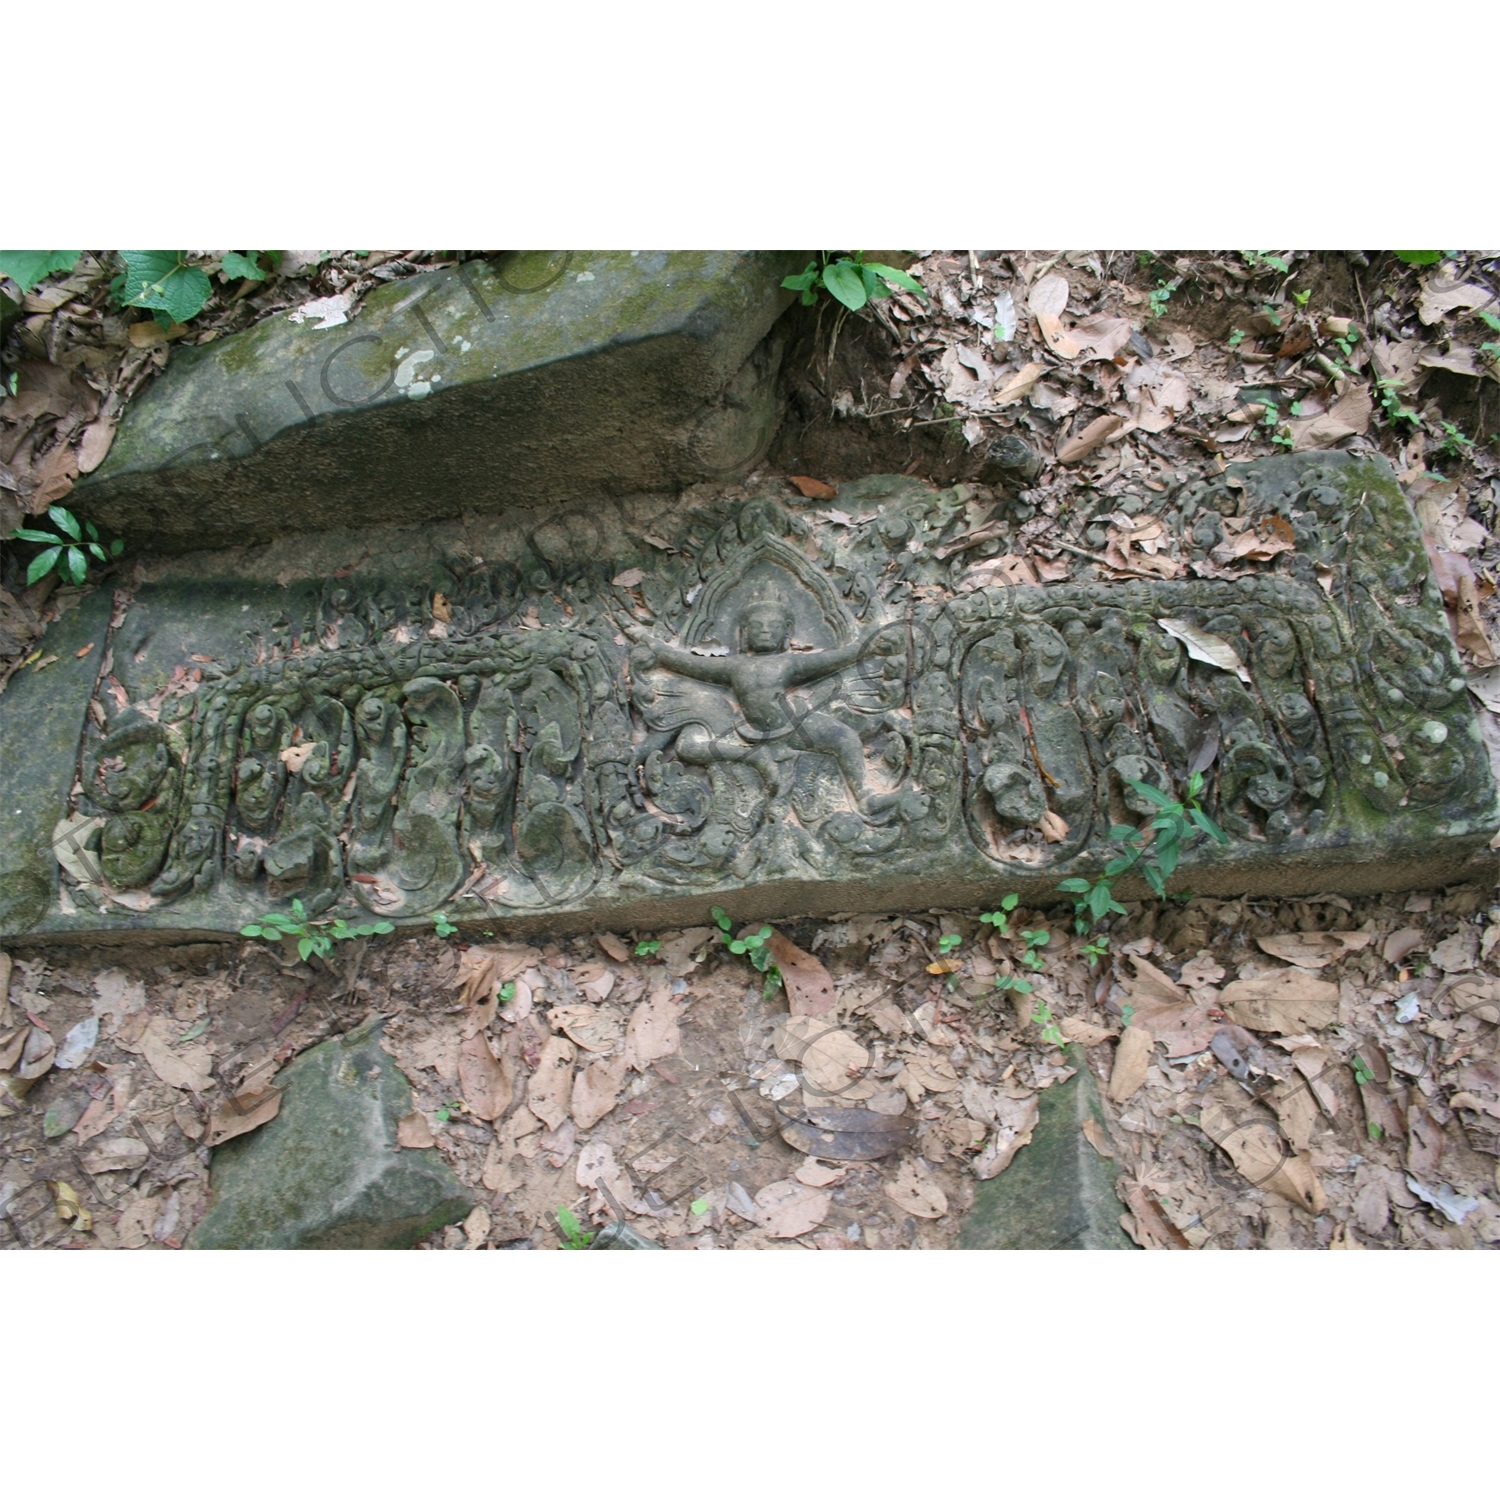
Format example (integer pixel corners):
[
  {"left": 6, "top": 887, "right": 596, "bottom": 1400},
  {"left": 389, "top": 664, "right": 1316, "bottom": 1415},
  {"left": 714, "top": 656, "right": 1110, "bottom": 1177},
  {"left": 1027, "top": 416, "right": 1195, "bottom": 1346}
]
[{"left": 3, "top": 249, "right": 1500, "bottom": 1249}]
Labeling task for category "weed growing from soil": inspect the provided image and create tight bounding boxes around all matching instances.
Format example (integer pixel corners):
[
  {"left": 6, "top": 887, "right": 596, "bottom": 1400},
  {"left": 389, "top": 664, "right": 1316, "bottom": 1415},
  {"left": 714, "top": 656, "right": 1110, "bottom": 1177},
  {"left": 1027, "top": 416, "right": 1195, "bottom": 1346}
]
[
  {"left": 240, "top": 899, "right": 393, "bottom": 963},
  {"left": 7, "top": 504, "right": 123, "bottom": 585}
]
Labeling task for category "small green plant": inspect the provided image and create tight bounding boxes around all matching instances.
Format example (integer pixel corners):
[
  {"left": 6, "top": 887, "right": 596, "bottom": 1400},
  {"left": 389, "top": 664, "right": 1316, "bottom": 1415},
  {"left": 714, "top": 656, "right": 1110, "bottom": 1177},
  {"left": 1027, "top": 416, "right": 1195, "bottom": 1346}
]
[
  {"left": 240, "top": 898, "right": 393, "bottom": 962},
  {"left": 1436, "top": 421, "right": 1475, "bottom": 461},
  {"left": 1120, "top": 1004, "right": 1136, "bottom": 1028},
  {"left": 434, "top": 1099, "right": 463, "bottom": 1124},
  {"left": 432, "top": 911, "right": 458, "bottom": 938},
  {"left": 1018, "top": 929, "right": 1050, "bottom": 971},
  {"left": 782, "top": 252, "right": 926, "bottom": 312},
  {"left": 1059, "top": 771, "right": 1228, "bottom": 930},
  {"left": 1376, "top": 378, "right": 1421, "bottom": 429},
  {"left": 1226, "top": 328, "right": 1246, "bottom": 349},
  {"left": 979, "top": 893, "right": 1020, "bottom": 937},
  {"left": 634, "top": 938, "right": 661, "bottom": 957},
  {"left": 1241, "top": 251, "right": 1291, "bottom": 275},
  {"left": 1031, "top": 998, "right": 1067, "bottom": 1048},
  {"left": 1291, "top": 288, "right": 1311, "bottom": 308},
  {"left": 690, "top": 1197, "right": 710, "bottom": 1217},
  {"left": 556, "top": 1205, "right": 594, "bottom": 1249},
  {"left": 936, "top": 933, "right": 963, "bottom": 956},
  {"left": 711, "top": 906, "right": 783, "bottom": 998},
  {"left": 1079, "top": 933, "right": 1110, "bottom": 968},
  {"left": 7, "top": 505, "right": 124, "bottom": 586},
  {"left": 1148, "top": 279, "right": 1176, "bottom": 319},
  {"left": 1393, "top": 251, "right": 1443, "bottom": 266},
  {"left": 992, "top": 974, "right": 1033, "bottom": 995},
  {"left": 1351, "top": 1054, "right": 1375, "bottom": 1086}
]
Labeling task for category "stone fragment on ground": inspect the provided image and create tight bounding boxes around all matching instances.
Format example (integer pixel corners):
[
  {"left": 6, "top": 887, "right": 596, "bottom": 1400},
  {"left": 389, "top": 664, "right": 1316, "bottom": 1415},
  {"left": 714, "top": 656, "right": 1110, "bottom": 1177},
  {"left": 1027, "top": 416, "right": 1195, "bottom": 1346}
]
[
  {"left": 73, "top": 251, "right": 799, "bottom": 551},
  {"left": 957, "top": 1046, "right": 1134, "bottom": 1249},
  {"left": 188, "top": 1017, "right": 471, "bottom": 1250}
]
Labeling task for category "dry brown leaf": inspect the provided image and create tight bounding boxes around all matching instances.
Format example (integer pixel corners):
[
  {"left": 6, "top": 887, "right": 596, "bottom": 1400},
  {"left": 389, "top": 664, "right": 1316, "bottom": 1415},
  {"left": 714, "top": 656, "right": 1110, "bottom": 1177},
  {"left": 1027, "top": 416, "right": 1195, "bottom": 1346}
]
[
  {"left": 595, "top": 932, "right": 630, "bottom": 962},
  {"left": 1081, "top": 1116, "right": 1115, "bottom": 1158},
  {"left": 971, "top": 1093, "right": 1039, "bottom": 1180},
  {"left": 1070, "top": 313, "right": 1133, "bottom": 360},
  {"left": 461, "top": 1204, "right": 491, "bottom": 1248},
  {"left": 788, "top": 475, "right": 837, "bottom": 500},
  {"left": 754, "top": 1178, "right": 831, "bottom": 1237},
  {"left": 1256, "top": 931, "right": 1372, "bottom": 969},
  {"left": 1157, "top": 617, "right": 1252, "bottom": 684},
  {"left": 1221, "top": 969, "right": 1338, "bottom": 1034},
  {"left": 767, "top": 930, "right": 836, "bottom": 1016},
  {"left": 203, "top": 1086, "right": 282, "bottom": 1148},
  {"left": 1200, "top": 1098, "right": 1326, "bottom": 1213},
  {"left": 1039, "top": 808, "right": 1069, "bottom": 842},
  {"left": 1057, "top": 413, "right": 1127, "bottom": 464},
  {"left": 458, "top": 1031, "right": 513, "bottom": 1121},
  {"left": 571, "top": 1053, "right": 629, "bottom": 1130},
  {"left": 1027, "top": 274, "right": 1081, "bottom": 358},
  {"left": 926, "top": 957, "right": 962, "bottom": 975},
  {"left": 430, "top": 592, "right": 452, "bottom": 623},
  {"left": 623, "top": 984, "right": 680, "bottom": 1072},
  {"left": 1382, "top": 927, "right": 1427, "bottom": 964},
  {"left": 278, "top": 743, "right": 315, "bottom": 775},
  {"left": 137, "top": 1015, "right": 213, "bottom": 1092},
  {"left": 79, "top": 1136, "right": 150, "bottom": 1174},
  {"left": 1289, "top": 383, "right": 1372, "bottom": 450},
  {"left": 798, "top": 1028, "right": 870, "bottom": 1095},
  {"left": 1108, "top": 1025, "right": 1155, "bottom": 1102},
  {"left": 397, "top": 1110, "right": 435, "bottom": 1148},
  {"left": 547, "top": 1002, "right": 623, "bottom": 1054},
  {"left": 75, "top": 417, "right": 116, "bottom": 474},
  {"left": 883, "top": 1158, "right": 948, "bottom": 1218},
  {"left": 526, "top": 1035, "right": 576, "bottom": 1131},
  {"left": 993, "top": 360, "right": 1045, "bottom": 406},
  {"left": 1417, "top": 271, "right": 1496, "bottom": 325},
  {"left": 793, "top": 1159, "right": 847, "bottom": 1188},
  {"left": 1123, "top": 952, "right": 1189, "bottom": 1009},
  {"left": 1060, "top": 1017, "right": 1115, "bottom": 1047}
]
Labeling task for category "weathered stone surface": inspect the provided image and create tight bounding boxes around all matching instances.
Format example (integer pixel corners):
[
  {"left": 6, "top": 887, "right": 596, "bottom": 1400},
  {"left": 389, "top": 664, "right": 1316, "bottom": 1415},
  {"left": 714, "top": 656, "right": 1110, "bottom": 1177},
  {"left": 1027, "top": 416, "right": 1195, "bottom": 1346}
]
[
  {"left": 74, "top": 252, "right": 799, "bottom": 552},
  {"left": 957, "top": 1048, "right": 1133, "bottom": 1249},
  {"left": 188, "top": 1018, "right": 470, "bottom": 1249},
  {"left": 4, "top": 451, "right": 1497, "bottom": 944}
]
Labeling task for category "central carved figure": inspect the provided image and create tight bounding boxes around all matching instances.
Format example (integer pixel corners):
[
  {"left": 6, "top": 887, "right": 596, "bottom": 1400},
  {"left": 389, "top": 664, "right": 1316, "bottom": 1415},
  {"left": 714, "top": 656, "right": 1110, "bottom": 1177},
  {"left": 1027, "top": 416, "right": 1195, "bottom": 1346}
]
[{"left": 625, "top": 601, "right": 905, "bottom": 814}]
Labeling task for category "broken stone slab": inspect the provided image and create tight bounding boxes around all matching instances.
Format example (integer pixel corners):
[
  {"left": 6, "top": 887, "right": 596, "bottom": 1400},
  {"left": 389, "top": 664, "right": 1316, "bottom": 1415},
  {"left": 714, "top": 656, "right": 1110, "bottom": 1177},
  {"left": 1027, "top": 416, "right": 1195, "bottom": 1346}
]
[
  {"left": 4, "top": 451, "right": 1498, "bottom": 945},
  {"left": 957, "top": 1048, "right": 1134, "bottom": 1249},
  {"left": 74, "top": 251, "right": 799, "bottom": 552},
  {"left": 187, "top": 1017, "right": 471, "bottom": 1249}
]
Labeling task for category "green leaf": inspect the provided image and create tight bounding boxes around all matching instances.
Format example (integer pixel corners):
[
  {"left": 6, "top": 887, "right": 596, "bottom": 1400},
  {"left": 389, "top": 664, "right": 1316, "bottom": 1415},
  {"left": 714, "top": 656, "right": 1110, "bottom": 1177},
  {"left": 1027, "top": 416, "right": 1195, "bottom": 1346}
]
[
  {"left": 119, "top": 251, "right": 213, "bottom": 324},
  {"left": 220, "top": 251, "right": 267, "bottom": 282},
  {"left": 1088, "top": 884, "right": 1114, "bottom": 920},
  {"left": 373, "top": 921, "right": 394, "bottom": 934},
  {"left": 690, "top": 1197, "right": 709, "bottom": 1216},
  {"left": 863, "top": 262, "right": 926, "bottom": 297},
  {"left": 822, "top": 259, "right": 868, "bottom": 311},
  {"left": 292, "top": 898, "right": 307, "bottom": 919},
  {"left": 781, "top": 263, "right": 819, "bottom": 292},
  {"left": 1156, "top": 839, "right": 1180, "bottom": 880},
  {"left": 1143, "top": 865, "right": 1167, "bottom": 898},
  {"left": 557, "top": 1206, "right": 582, "bottom": 1237},
  {"left": 1056, "top": 878, "right": 1091, "bottom": 894},
  {"left": 110, "top": 538, "right": 126, "bottom": 556},
  {"left": 1189, "top": 806, "right": 1230, "bottom": 844},
  {"left": 0, "top": 251, "right": 81, "bottom": 294},
  {"left": 1127, "top": 779, "right": 1173, "bottom": 808},
  {"left": 25, "top": 547, "right": 60, "bottom": 584},
  {"left": 48, "top": 505, "right": 81, "bottom": 540},
  {"left": 1001, "top": 894, "right": 1018, "bottom": 911},
  {"left": 240, "top": 925, "right": 266, "bottom": 937},
  {"left": 298, "top": 936, "right": 315, "bottom": 961},
  {"left": 11, "top": 528, "right": 61, "bottom": 544},
  {"left": 66, "top": 546, "right": 87, "bottom": 584},
  {"left": 1394, "top": 251, "right": 1441, "bottom": 265},
  {"left": 728, "top": 939, "right": 747, "bottom": 954}
]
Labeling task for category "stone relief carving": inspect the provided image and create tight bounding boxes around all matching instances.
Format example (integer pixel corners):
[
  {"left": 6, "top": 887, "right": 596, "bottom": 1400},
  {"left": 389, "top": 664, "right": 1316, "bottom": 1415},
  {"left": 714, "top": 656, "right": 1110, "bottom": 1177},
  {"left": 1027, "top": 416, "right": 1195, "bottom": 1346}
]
[{"left": 45, "top": 451, "right": 1496, "bottom": 931}]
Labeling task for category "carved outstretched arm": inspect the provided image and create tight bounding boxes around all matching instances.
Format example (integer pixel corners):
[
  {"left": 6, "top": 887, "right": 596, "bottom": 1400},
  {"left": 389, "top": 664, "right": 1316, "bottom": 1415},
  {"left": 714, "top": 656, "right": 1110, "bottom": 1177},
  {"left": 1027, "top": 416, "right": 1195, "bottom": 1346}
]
[
  {"left": 639, "top": 640, "right": 735, "bottom": 685},
  {"left": 785, "top": 623, "right": 889, "bottom": 686}
]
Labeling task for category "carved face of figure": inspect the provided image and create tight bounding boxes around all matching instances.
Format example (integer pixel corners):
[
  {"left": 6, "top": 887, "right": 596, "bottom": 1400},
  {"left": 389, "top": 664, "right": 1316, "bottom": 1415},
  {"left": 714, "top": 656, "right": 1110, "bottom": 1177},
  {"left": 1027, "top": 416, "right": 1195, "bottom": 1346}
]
[
  {"left": 356, "top": 694, "right": 391, "bottom": 740},
  {"left": 741, "top": 601, "right": 793, "bottom": 654}
]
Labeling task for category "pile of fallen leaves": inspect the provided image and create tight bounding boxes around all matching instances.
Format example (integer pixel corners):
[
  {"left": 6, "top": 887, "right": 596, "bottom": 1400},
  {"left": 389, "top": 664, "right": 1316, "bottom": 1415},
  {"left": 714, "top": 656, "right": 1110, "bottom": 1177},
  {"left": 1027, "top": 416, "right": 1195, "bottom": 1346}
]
[{"left": 5, "top": 879, "right": 1498, "bottom": 1250}]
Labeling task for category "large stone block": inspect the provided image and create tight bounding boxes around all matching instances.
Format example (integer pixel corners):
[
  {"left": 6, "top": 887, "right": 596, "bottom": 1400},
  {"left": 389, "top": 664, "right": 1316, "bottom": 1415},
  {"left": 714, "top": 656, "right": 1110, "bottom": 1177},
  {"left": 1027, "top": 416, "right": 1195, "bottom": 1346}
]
[
  {"left": 3, "top": 451, "right": 1496, "bottom": 944},
  {"left": 73, "top": 252, "right": 799, "bottom": 552},
  {"left": 188, "top": 1017, "right": 471, "bottom": 1250}
]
